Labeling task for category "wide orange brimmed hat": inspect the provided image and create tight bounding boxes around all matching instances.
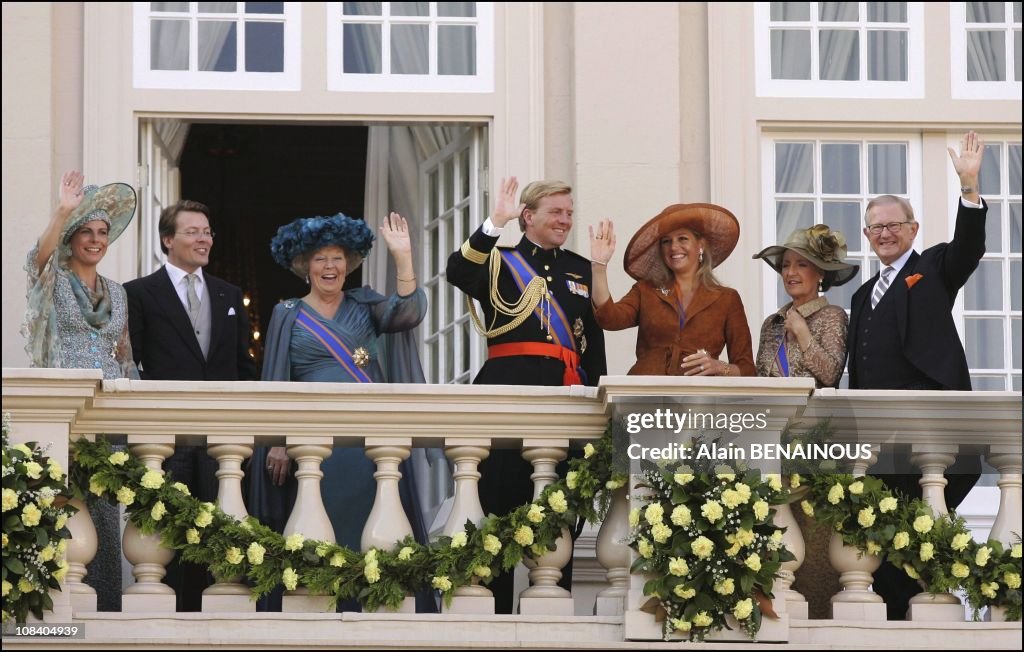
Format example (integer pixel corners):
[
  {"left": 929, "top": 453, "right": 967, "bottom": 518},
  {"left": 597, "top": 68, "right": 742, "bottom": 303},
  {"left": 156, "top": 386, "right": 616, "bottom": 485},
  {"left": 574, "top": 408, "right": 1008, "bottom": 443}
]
[{"left": 623, "top": 203, "right": 740, "bottom": 281}]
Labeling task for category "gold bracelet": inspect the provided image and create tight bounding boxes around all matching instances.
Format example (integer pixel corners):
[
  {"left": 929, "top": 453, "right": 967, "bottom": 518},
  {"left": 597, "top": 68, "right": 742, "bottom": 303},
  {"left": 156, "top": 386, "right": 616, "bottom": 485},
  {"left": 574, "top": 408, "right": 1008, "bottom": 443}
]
[{"left": 397, "top": 276, "right": 416, "bottom": 282}]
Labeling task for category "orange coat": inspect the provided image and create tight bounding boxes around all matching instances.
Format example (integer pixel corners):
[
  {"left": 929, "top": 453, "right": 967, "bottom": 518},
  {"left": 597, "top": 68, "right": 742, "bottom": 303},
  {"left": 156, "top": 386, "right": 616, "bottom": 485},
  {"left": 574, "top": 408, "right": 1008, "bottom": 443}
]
[{"left": 594, "top": 280, "right": 756, "bottom": 376}]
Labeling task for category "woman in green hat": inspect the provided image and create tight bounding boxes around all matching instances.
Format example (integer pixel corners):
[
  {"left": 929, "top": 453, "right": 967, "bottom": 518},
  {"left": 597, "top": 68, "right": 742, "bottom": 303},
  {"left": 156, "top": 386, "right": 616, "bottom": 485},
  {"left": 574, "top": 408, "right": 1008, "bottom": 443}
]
[
  {"left": 753, "top": 224, "right": 859, "bottom": 388},
  {"left": 23, "top": 170, "right": 139, "bottom": 379}
]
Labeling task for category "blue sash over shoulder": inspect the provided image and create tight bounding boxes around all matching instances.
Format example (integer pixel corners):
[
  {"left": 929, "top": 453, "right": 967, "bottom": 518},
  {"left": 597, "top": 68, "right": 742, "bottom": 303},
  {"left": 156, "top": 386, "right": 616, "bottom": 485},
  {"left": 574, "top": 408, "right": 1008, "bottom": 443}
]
[
  {"left": 295, "top": 307, "right": 373, "bottom": 383},
  {"left": 499, "top": 249, "right": 576, "bottom": 352}
]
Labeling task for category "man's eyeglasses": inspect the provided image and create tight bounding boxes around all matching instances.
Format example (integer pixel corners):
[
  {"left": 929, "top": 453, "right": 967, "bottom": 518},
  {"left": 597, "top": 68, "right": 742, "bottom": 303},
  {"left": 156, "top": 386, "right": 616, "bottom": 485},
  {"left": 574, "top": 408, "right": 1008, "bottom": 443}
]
[
  {"left": 176, "top": 230, "right": 215, "bottom": 239},
  {"left": 866, "top": 221, "right": 913, "bottom": 236}
]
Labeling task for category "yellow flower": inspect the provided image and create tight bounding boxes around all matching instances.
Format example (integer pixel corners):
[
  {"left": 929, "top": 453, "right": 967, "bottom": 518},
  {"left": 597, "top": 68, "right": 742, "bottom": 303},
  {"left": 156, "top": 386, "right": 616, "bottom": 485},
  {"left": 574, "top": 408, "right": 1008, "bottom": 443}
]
[
  {"left": 1012, "top": 543, "right": 1022, "bottom": 558},
  {"left": 172, "top": 482, "right": 191, "bottom": 495},
  {"left": 315, "top": 543, "right": 330, "bottom": 558},
  {"left": 903, "top": 564, "right": 920, "bottom": 580},
  {"left": 629, "top": 508, "right": 641, "bottom": 528},
  {"left": 55, "top": 513, "right": 69, "bottom": 530},
  {"left": 185, "top": 528, "right": 201, "bottom": 544},
  {"left": 700, "top": 500, "right": 723, "bottom": 523},
  {"left": 1004, "top": 572, "right": 1021, "bottom": 589},
  {"left": 21, "top": 503, "right": 42, "bottom": 527},
  {"left": 1, "top": 533, "right": 7, "bottom": 548},
  {"left": 951, "top": 562, "right": 970, "bottom": 579},
  {"left": 668, "top": 557, "right": 689, "bottom": 577},
  {"left": 866, "top": 541, "right": 882, "bottom": 555},
  {"left": 745, "top": 553, "right": 762, "bottom": 572},
  {"left": 282, "top": 567, "right": 299, "bottom": 591},
  {"left": 18, "top": 578, "right": 35, "bottom": 594},
  {"left": 671, "top": 505, "right": 692, "bottom": 527},
  {"left": 879, "top": 496, "right": 898, "bottom": 513},
  {"left": 108, "top": 451, "right": 130, "bottom": 466},
  {"left": 483, "top": 534, "right": 502, "bottom": 555},
  {"left": 450, "top": 531, "right": 468, "bottom": 548},
  {"left": 715, "top": 466, "right": 736, "bottom": 481},
  {"left": 584, "top": 443, "right": 596, "bottom": 458},
  {"left": 116, "top": 486, "right": 136, "bottom": 506},
  {"left": 432, "top": 575, "right": 453, "bottom": 591},
  {"left": 733, "top": 597, "right": 754, "bottom": 620},
  {"left": 980, "top": 582, "right": 999, "bottom": 599},
  {"left": 527, "top": 504, "right": 546, "bottom": 524},
  {"left": 150, "top": 501, "right": 167, "bottom": 521},
  {"left": 57, "top": 539, "right": 66, "bottom": 556},
  {"left": 247, "top": 542, "right": 266, "bottom": 565},
  {"left": 735, "top": 529, "right": 755, "bottom": 547},
  {"left": 725, "top": 541, "right": 742, "bottom": 557},
  {"left": 2, "top": 488, "right": 17, "bottom": 511},
  {"left": 638, "top": 538, "right": 654, "bottom": 559},
  {"left": 548, "top": 490, "right": 568, "bottom": 514},
  {"left": 733, "top": 483, "right": 751, "bottom": 503},
  {"left": 398, "top": 546, "right": 414, "bottom": 561},
  {"left": 801, "top": 500, "right": 814, "bottom": 517},
  {"left": 753, "top": 500, "right": 769, "bottom": 521},
  {"left": 790, "top": 473, "right": 802, "bottom": 489},
  {"left": 284, "top": 533, "right": 305, "bottom": 551},
  {"left": 913, "top": 514, "right": 934, "bottom": 534},
  {"left": 674, "top": 472, "right": 695, "bottom": 485},
  {"left": 514, "top": 525, "right": 534, "bottom": 547},
  {"left": 52, "top": 560, "right": 68, "bottom": 582},
  {"left": 566, "top": 471, "right": 579, "bottom": 490},
  {"left": 47, "top": 459, "right": 64, "bottom": 481},
  {"left": 975, "top": 546, "right": 991, "bottom": 567},
  {"left": 606, "top": 478, "right": 625, "bottom": 490},
  {"left": 39, "top": 545, "right": 55, "bottom": 562},
  {"left": 651, "top": 522, "right": 673, "bottom": 544},
  {"left": 765, "top": 473, "right": 783, "bottom": 492},
  {"left": 721, "top": 489, "right": 742, "bottom": 509},
  {"left": 364, "top": 561, "right": 381, "bottom": 584},
  {"left": 671, "top": 618, "right": 692, "bottom": 632},
  {"left": 690, "top": 536, "right": 714, "bottom": 560},
  {"left": 919, "top": 542, "right": 934, "bottom": 562},
  {"left": 951, "top": 533, "right": 972, "bottom": 552},
  {"left": 140, "top": 469, "right": 165, "bottom": 489},
  {"left": 827, "top": 483, "right": 845, "bottom": 505},
  {"left": 693, "top": 611, "right": 714, "bottom": 627},
  {"left": 893, "top": 532, "right": 910, "bottom": 550},
  {"left": 1, "top": 581, "right": 10, "bottom": 597},
  {"left": 225, "top": 547, "right": 244, "bottom": 565},
  {"left": 857, "top": 507, "right": 876, "bottom": 528},
  {"left": 38, "top": 489, "right": 55, "bottom": 508},
  {"left": 474, "top": 565, "right": 491, "bottom": 578},
  {"left": 645, "top": 502, "right": 664, "bottom": 525},
  {"left": 714, "top": 579, "right": 735, "bottom": 596},
  {"left": 329, "top": 552, "right": 345, "bottom": 568},
  {"left": 848, "top": 481, "right": 864, "bottom": 495},
  {"left": 673, "top": 585, "right": 696, "bottom": 599},
  {"left": 194, "top": 510, "right": 213, "bottom": 528},
  {"left": 14, "top": 443, "right": 33, "bottom": 456},
  {"left": 24, "top": 461, "right": 43, "bottom": 479},
  {"left": 89, "top": 476, "right": 106, "bottom": 497}
]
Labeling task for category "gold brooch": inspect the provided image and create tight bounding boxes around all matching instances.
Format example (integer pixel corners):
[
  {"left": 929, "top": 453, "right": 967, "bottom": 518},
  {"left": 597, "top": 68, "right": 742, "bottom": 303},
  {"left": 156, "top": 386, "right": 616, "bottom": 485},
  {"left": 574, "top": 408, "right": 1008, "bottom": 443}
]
[{"left": 352, "top": 347, "right": 371, "bottom": 369}]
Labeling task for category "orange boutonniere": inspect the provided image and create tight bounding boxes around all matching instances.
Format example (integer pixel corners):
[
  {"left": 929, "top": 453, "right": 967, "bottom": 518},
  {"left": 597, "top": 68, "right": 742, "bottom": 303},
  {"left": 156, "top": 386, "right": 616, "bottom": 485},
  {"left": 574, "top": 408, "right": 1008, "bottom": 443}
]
[{"left": 905, "top": 273, "right": 923, "bottom": 289}]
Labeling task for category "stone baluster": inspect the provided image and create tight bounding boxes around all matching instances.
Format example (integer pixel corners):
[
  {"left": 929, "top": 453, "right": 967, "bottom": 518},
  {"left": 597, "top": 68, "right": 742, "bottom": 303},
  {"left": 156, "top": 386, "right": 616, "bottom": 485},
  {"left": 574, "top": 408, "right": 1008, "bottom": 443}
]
[
  {"left": 594, "top": 485, "right": 630, "bottom": 615},
  {"left": 984, "top": 445, "right": 1021, "bottom": 622},
  {"left": 361, "top": 438, "right": 416, "bottom": 613},
  {"left": 281, "top": 438, "right": 335, "bottom": 613},
  {"left": 906, "top": 444, "right": 963, "bottom": 621},
  {"left": 441, "top": 439, "right": 494, "bottom": 614},
  {"left": 773, "top": 498, "right": 806, "bottom": 619},
  {"left": 122, "top": 438, "right": 176, "bottom": 612},
  {"left": 202, "top": 437, "right": 254, "bottom": 612},
  {"left": 518, "top": 439, "right": 574, "bottom": 616},
  {"left": 64, "top": 497, "right": 98, "bottom": 613},
  {"left": 828, "top": 445, "right": 885, "bottom": 620}
]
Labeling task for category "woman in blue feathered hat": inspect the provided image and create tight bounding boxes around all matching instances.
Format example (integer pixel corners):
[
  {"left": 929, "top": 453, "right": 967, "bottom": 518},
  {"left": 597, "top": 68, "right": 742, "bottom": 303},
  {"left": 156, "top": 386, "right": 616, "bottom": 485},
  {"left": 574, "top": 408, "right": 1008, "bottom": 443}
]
[{"left": 248, "top": 211, "right": 432, "bottom": 610}]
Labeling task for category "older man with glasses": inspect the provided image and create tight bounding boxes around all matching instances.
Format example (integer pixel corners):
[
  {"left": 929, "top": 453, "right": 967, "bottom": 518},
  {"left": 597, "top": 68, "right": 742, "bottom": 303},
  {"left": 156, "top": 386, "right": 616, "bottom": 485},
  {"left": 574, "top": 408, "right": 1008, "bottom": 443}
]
[
  {"left": 124, "top": 199, "right": 257, "bottom": 611},
  {"left": 847, "top": 131, "right": 987, "bottom": 620}
]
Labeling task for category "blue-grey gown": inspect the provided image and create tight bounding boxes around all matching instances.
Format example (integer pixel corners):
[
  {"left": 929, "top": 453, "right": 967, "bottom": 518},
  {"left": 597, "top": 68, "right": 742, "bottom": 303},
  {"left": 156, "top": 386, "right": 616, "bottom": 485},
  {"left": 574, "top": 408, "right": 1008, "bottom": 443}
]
[{"left": 247, "top": 286, "right": 431, "bottom": 610}]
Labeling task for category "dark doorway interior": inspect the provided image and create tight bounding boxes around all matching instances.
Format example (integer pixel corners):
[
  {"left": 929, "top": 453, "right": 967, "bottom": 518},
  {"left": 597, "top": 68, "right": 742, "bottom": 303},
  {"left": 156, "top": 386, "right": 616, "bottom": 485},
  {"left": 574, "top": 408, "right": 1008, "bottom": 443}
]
[{"left": 180, "top": 123, "right": 368, "bottom": 371}]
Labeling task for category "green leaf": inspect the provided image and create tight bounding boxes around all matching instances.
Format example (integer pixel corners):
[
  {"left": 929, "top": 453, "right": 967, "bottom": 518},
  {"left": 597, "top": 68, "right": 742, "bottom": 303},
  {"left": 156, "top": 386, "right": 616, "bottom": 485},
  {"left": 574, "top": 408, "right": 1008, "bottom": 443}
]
[{"left": 4, "top": 556, "right": 26, "bottom": 574}]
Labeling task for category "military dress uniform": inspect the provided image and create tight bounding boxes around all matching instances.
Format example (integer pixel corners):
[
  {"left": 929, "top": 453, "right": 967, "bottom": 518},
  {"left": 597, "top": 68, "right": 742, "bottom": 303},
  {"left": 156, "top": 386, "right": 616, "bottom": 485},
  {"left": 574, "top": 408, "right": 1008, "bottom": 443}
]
[{"left": 446, "top": 222, "right": 607, "bottom": 613}]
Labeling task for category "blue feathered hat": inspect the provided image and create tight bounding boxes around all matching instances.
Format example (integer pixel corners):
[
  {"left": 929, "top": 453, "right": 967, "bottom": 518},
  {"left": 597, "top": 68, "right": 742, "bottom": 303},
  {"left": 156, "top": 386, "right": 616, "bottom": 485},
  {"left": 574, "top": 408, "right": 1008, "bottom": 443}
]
[{"left": 270, "top": 213, "right": 375, "bottom": 277}]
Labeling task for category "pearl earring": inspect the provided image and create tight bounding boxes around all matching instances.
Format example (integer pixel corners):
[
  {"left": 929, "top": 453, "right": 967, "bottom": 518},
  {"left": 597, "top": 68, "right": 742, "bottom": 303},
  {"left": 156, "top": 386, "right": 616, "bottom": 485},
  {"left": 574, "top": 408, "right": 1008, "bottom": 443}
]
[
  {"left": 699, "top": 249, "right": 704, "bottom": 264},
  {"left": 305, "top": 275, "right": 310, "bottom": 285}
]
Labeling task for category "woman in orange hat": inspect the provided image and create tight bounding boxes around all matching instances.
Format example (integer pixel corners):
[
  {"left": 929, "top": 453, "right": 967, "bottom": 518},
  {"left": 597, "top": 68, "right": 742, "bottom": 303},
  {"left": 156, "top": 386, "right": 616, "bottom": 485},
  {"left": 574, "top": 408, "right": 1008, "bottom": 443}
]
[{"left": 589, "top": 204, "right": 755, "bottom": 376}]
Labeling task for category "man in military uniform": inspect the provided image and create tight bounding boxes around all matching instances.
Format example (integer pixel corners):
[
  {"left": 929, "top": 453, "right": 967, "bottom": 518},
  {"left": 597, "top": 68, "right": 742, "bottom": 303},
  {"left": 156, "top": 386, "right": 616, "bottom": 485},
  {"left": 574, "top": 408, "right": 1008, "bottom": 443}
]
[{"left": 446, "top": 176, "right": 606, "bottom": 613}]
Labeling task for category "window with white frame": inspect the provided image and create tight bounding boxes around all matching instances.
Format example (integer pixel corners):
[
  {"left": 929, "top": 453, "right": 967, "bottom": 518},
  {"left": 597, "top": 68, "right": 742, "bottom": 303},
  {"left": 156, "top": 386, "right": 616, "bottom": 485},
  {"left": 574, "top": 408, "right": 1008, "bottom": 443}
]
[
  {"left": 133, "top": 2, "right": 301, "bottom": 90},
  {"left": 421, "top": 127, "right": 487, "bottom": 384},
  {"left": 958, "top": 139, "right": 1022, "bottom": 391},
  {"left": 327, "top": 2, "right": 494, "bottom": 91},
  {"left": 754, "top": 2, "right": 925, "bottom": 97},
  {"left": 950, "top": 2, "right": 1022, "bottom": 98}
]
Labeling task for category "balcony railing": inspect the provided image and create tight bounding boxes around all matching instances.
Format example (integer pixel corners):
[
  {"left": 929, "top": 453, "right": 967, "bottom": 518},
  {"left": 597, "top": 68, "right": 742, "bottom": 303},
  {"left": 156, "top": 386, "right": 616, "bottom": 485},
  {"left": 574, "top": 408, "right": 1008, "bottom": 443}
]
[{"left": 2, "top": 368, "right": 1020, "bottom": 648}]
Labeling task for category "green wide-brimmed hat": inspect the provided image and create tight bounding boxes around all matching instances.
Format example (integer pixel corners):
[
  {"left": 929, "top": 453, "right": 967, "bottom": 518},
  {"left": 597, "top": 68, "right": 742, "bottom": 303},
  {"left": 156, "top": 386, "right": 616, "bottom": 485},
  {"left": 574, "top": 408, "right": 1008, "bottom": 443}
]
[
  {"left": 753, "top": 224, "right": 859, "bottom": 289},
  {"left": 59, "top": 183, "right": 137, "bottom": 249}
]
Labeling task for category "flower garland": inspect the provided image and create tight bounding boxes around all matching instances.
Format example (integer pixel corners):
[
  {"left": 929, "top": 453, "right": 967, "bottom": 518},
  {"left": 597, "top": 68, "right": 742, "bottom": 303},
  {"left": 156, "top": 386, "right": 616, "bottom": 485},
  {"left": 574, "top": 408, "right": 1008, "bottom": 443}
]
[{"left": 1, "top": 413, "right": 76, "bottom": 623}]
